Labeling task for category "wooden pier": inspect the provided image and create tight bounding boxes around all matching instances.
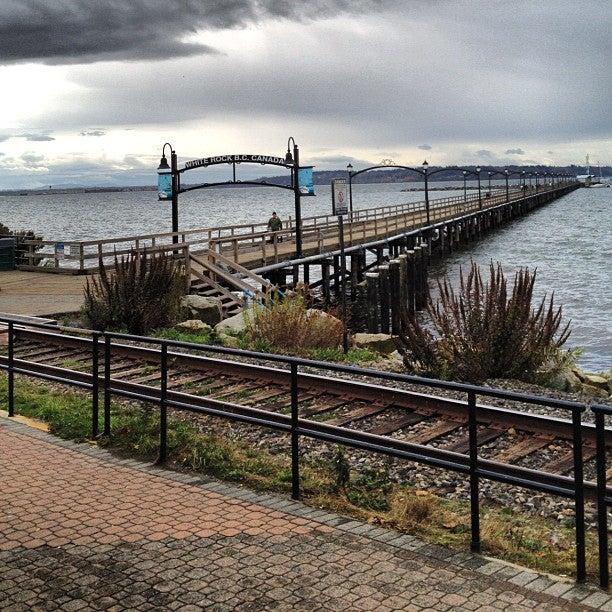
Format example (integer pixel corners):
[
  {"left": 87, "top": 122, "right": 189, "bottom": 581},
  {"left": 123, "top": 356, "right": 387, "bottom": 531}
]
[{"left": 1, "top": 182, "right": 579, "bottom": 318}]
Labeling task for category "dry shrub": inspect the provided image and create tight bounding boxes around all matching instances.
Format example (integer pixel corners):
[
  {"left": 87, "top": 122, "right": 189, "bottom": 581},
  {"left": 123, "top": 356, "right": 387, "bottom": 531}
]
[
  {"left": 388, "top": 490, "right": 438, "bottom": 528},
  {"left": 246, "top": 292, "right": 343, "bottom": 354},
  {"left": 83, "top": 250, "right": 185, "bottom": 334},
  {"left": 400, "top": 261, "right": 571, "bottom": 383}
]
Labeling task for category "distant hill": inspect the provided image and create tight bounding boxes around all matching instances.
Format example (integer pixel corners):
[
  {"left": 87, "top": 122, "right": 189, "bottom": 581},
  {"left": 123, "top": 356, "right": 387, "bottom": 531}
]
[{"left": 1, "top": 164, "right": 608, "bottom": 195}]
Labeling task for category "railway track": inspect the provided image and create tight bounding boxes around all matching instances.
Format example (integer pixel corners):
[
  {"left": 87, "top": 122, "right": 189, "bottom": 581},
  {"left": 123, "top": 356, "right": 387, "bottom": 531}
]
[{"left": 2, "top": 326, "right": 611, "bottom": 500}]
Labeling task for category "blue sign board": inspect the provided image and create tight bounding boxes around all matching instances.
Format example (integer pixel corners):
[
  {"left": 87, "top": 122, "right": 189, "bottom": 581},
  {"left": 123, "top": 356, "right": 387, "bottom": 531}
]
[
  {"left": 158, "top": 171, "right": 172, "bottom": 200},
  {"left": 298, "top": 166, "right": 315, "bottom": 196}
]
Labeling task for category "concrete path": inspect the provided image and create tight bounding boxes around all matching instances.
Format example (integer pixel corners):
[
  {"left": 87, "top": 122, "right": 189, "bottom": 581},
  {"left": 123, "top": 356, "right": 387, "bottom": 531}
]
[
  {"left": 1, "top": 417, "right": 610, "bottom": 611},
  {"left": 0, "top": 270, "right": 89, "bottom": 317}
]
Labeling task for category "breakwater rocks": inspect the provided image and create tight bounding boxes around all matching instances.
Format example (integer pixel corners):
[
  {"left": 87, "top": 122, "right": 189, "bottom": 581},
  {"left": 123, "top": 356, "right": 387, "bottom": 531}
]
[{"left": 549, "top": 367, "right": 612, "bottom": 399}]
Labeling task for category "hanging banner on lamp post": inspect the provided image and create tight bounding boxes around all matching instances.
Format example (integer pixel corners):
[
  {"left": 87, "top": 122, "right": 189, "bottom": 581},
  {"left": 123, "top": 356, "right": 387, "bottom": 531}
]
[
  {"left": 332, "top": 178, "right": 348, "bottom": 215},
  {"left": 158, "top": 171, "right": 172, "bottom": 200},
  {"left": 298, "top": 166, "right": 315, "bottom": 196}
]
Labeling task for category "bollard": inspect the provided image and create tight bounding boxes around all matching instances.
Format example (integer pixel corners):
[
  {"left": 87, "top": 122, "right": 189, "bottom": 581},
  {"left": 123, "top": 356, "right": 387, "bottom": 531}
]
[{"left": 157, "top": 343, "right": 168, "bottom": 465}]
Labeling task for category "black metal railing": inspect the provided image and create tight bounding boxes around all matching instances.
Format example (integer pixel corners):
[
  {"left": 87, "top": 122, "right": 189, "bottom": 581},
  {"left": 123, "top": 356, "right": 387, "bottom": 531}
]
[{"left": 0, "top": 314, "right": 609, "bottom": 588}]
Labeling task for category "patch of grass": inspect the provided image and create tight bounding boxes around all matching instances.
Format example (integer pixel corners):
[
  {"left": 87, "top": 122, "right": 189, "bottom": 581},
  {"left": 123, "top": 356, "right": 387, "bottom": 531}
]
[
  {"left": 0, "top": 372, "right": 601, "bottom": 581},
  {"left": 153, "top": 327, "right": 217, "bottom": 345},
  {"left": 307, "top": 347, "right": 380, "bottom": 364}
]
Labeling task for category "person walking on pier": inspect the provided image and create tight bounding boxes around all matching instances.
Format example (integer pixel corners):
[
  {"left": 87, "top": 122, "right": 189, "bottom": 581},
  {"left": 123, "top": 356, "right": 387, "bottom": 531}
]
[{"left": 267, "top": 211, "right": 283, "bottom": 242}]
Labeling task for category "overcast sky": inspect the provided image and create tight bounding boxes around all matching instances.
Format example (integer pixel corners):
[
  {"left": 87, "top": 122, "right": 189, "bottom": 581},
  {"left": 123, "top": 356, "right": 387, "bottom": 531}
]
[{"left": 0, "top": 0, "right": 610, "bottom": 188}]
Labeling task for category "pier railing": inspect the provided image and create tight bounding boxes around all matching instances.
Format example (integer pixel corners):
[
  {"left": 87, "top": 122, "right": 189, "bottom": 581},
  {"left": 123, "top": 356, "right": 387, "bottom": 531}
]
[{"left": 18, "top": 183, "right": 571, "bottom": 272}]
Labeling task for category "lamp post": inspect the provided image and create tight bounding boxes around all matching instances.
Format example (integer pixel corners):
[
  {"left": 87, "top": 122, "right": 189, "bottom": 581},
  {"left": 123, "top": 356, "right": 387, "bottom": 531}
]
[
  {"left": 535, "top": 172, "right": 539, "bottom": 193},
  {"left": 504, "top": 169, "right": 509, "bottom": 202},
  {"left": 158, "top": 143, "right": 179, "bottom": 245},
  {"left": 487, "top": 171, "right": 492, "bottom": 194},
  {"left": 422, "top": 159, "right": 430, "bottom": 224},
  {"left": 285, "top": 137, "right": 302, "bottom": 257},
  {"left": 347, "top": 163, "right": 354, "bottom": 216},
  {"left": 462, "top": 170, "right": 467, "bottom": 203},
  {"left": 521, "top": 170, "right": 526, "bottom": 190},
  {"left": 476, "top": 166, "right": 482, "bottom": 209}
]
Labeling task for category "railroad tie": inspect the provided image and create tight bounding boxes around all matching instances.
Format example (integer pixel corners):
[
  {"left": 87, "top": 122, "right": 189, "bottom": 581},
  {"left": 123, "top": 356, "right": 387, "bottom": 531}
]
[
  {"left": 403, "top": 420, "right": 461, "bottom": 445},
  {"left": 441, "top": 428, "right": 503, "bottom": 454},
  {"left": 495, "top": 435, "right": 555, "bottom": 464},
  {"left": 541, "top": 447, "right": 597, "bottom": 475},
  {"left": 301, "top": 397, "right": 351, "bottom": 418},
  {"left": 325, "top": 403, "right": 390, "bottom": 427},
  {"left": 369, "top": 411, "right": 429, "bottom": 436}
]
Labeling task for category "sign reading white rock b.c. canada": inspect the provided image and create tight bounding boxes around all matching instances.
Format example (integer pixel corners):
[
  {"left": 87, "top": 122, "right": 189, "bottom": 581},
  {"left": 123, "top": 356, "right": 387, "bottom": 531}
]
[
  {"left": 332, "top": 179, "right": 348, "bottom": 215},
  {"left": 184, "top": 154, "right": 287, "bottom": 170}
]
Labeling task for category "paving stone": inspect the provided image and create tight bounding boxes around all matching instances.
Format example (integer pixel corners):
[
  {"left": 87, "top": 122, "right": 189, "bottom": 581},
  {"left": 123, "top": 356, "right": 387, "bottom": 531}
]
[{"left": 0, "top": 418, "right": 610, "bottom": 611}]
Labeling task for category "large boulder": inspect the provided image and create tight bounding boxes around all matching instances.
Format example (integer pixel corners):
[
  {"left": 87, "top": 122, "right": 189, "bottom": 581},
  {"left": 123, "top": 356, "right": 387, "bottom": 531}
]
[
  {"left": 581, "top": 373, "right": 608, "bottom": 390},
  {"left": 175, "top": 319, "right": 212, "bottom": 333},
  {"left": 353, "top": 332, "right": 397, "bottom": 355},
  {"left": 547, "top": 369, "right": 582, "bottom": 393},
  {"left": 180, "top": 295, "right": 222, "bottom": 326},
  {"left": 214, "top": 308, "right": 251, "bottom": 336}
]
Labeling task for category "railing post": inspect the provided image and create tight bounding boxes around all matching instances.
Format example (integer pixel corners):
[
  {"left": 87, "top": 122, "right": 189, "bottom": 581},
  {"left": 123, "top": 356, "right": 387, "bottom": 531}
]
[
  {"left": 157, "top": 342, "right": 168, "bottom": 465},
  {"left": 91, "top": 332, "right": 100, "bottom": 439},
  {"left": 594, "top": 409, "right": 609, "bottom": 589},
  {"left": 7, "top": 321, "right": 14, "bottom": 417},
  {"left": 468, "top": 390, "right": 481, "bottom": 553},
  {"left": 290, "top": 362, "right": 300, "bottom": 500},
  {"left": 103, "top": 335, "right": 111, "bottom": 436},
  {"left": 572, "top": 407, "right": 586, "bottom": 583}
]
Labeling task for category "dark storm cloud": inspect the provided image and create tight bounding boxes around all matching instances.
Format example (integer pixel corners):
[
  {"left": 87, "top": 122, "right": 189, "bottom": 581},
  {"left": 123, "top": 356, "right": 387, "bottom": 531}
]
[
  {"left": 417, "top": 144, "right": 432, "bottom": 150},
  {"left": 0, "top": 0, "right": 382, "bottom": 65},
  {"left": 505, "top": 148, "right": 525, "bottom": 155}
]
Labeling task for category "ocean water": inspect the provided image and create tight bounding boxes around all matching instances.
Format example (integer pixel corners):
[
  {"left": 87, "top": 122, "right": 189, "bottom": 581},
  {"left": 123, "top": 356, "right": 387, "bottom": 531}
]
[
  {"left": 429, "top": 187, "right": 611, "bottom": 372},
  {"left": 0, "top": 182, "right": 609, "bottom": 370}
]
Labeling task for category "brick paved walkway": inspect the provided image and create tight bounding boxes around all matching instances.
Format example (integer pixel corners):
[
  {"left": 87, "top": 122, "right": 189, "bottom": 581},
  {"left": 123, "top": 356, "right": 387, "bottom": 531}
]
[{"left": 1, "top": 418, "right": 610, "bottom": 611}]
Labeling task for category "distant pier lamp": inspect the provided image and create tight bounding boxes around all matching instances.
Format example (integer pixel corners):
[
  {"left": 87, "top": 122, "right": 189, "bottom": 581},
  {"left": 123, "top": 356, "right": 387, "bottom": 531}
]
[
  {"left": 487, "top": 171, "right": 492, "bottom": 194},
  {"left": 535, "top": 172, "right": 539, "bottom": 192},
  {"left": 347, "top": 163, "right": 354, "bottom": 215},
  {"left": 462, "top": 170, "right": 467, "bottom": 203},
  {"left": 521, "top": 170, "right": 526, "bottom": 189},
  {"left": 422, "top": 159, "right": 430, "bottom": 224},
  {"left": 158, "top": 143, "right": 179, "bottom": 244},
  {"left": 476, "top": 167, "right": 482, "bottom": 209},
  {"left": 504, "top": 169, "right": 509, "bottom": 202}
]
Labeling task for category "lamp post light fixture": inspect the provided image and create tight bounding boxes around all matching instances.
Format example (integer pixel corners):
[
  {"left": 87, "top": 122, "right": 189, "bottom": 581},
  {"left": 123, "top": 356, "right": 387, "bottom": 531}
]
[
  {"left": 285, "top": 137, "right": 303, "bottom": 257},
  {"left": 157, "top": 143, "right": 179, "bottom": 245},
  {"left": 347, "top": 163, "right": 354, "bottom": 215},
  {"left": 462, "top": 170, "right": 467, "bottom": 203},
  {"left": 476, "top": 166, "right": 482, "bottom": 209},
  {"left": 422, "top": 159, "right": 430, "bottom": 224},
  {"left": 504, "top": 168, "right": 509, "bottom": 202}
]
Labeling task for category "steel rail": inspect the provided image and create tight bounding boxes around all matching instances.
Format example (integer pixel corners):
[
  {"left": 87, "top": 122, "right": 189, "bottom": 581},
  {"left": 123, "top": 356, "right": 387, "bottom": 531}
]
[{"left": 6, "top": 327, "right": 610, "bottom": 446}]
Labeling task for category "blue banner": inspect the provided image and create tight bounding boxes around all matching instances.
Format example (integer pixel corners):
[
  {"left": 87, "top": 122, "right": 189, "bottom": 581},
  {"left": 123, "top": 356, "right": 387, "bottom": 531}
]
[
  {"left": 158, "top": 171, "right": 172, "bottom": 200},
  {"left": 298, "top": 167, "right": 315, "bottom": 196}
]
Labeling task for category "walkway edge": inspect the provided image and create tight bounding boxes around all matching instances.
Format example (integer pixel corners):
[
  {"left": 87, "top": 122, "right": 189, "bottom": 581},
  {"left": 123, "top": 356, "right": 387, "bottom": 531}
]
[{"left": 1, "top": 415, "right": 610, "bottom": 609}]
